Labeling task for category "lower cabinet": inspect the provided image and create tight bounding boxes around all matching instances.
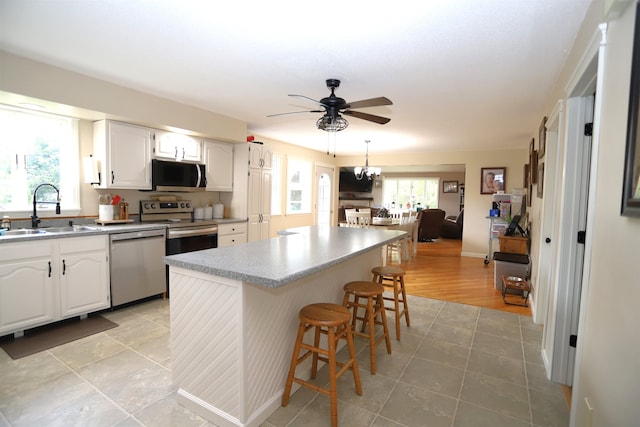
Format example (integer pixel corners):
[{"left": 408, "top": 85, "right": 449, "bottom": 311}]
[
  {"left": 217, "top": 222, "right": 248, "bottom": 248},
  {"left": 0, "top": 235, "right": 110, "bottom": 336}
]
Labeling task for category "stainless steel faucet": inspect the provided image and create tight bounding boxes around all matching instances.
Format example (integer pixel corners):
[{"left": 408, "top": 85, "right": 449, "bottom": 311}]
[{"left": 31, "top": 183, "right": 61, "bottom": 228}]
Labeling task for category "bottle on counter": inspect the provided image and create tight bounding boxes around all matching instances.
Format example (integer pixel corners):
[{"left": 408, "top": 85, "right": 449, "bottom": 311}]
[{"left": 119, "top": 199, "right": 129, "bottom": 220}]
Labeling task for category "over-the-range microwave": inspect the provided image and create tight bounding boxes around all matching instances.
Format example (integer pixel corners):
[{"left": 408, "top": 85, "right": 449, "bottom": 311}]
[{"left": 151, "top": 159, "right": 207, "bottom": 192}]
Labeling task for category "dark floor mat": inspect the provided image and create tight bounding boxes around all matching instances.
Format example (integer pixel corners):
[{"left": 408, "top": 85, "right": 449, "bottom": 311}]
[{"left": 0, "top": 315, "right": 118, "bottom": 360}]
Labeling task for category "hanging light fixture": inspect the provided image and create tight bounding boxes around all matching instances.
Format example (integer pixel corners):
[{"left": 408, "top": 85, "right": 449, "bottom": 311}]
[
  {"left": 354, "top": 140, "right": 381, "bottom": 180},
  {"left": 316, "top": 114, "right": 349, "bottom": 132}
]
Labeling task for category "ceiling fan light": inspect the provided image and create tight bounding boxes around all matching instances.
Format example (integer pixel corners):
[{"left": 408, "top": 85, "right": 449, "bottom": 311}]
[{"left": 316, "top": 114, "right": 348, "bottom": 132}]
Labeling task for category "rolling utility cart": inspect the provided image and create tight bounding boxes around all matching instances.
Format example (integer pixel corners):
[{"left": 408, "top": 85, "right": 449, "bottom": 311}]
[{"left": 485, "top": 216, "right": 508, "bottom": 265}]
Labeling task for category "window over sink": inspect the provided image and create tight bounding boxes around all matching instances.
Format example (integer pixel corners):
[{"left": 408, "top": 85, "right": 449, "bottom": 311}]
[{"left": 0, "top": 105, "right": 80, "bottom": 214}]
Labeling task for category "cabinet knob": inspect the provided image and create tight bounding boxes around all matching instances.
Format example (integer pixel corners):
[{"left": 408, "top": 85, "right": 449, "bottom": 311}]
[{"left": 545, "top": 237, "right": 551, "bottom": 243}]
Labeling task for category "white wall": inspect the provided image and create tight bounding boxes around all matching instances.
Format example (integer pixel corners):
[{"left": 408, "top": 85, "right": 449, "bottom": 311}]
[{"left": 562, "top": 2, "right": 640, "bottom": 425}]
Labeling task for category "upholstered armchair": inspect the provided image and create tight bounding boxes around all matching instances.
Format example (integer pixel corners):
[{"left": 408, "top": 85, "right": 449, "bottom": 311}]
[
  {"left": 417, "top": 209, "right": 446, "bottom": 242},
  {"left": 441, "top": 208, "right": 464, "bottom": 239}
]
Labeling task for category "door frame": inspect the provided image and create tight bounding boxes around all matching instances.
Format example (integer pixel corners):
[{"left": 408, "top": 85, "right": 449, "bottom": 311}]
[
  {"left": 540, "top": 24, "right": 605, "bottom": 387},
  {"left": 315, "top": 164, "right": 335, "bottom": 226}
]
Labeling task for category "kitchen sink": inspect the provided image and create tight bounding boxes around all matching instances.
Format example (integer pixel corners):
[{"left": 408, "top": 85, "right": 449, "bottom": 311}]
[
  {"left": 41, "top": 225, "right": 98, "bottom": 233},
  {"left": 1, "top": 229, "right": 47, "bottom": 236},
  {"left": 1, "top": 225, "right": 99, "bottom": 237}
]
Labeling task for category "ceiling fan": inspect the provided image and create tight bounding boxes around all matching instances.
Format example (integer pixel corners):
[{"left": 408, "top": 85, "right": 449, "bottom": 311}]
[{"left": 268, "top": 79, "right": 392, "bottom": 131}]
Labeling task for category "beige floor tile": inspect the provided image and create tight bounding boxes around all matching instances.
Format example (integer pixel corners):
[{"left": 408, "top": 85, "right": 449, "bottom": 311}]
[
  {"left": 1, "top": 371, "right": 125, "bottom": 427},
  {"left": 400, "top": 357, "right": 465, "bottom": 398},
  {"left": 453, "top": 401, "right": 530, "bottom": 427},
  {"left": 50, "top": 332, "right": 127, "bottom": 369},
  {"left": 415, "top": 337, "right": 470, "bottom": 369},
  {"left": 380, "top": 381, "right": 457, "bottom": 427},
  {"left": 101, "top": 365, "right": 175, "bottom": 413},
  {"left": 75, "top": 349, "right": 157, "bottom": 388},
  {"left": 467, "top": 349, "right": 526, "bottom": 386},
  {"left": 0, "top": 351, "right": 70, "bottom": 402},
  {"left": 459, "top": 371, "right": 530, "bottom": 422},
  {"left": 133, "top": 392, "right": 207, "bottom": 427}
]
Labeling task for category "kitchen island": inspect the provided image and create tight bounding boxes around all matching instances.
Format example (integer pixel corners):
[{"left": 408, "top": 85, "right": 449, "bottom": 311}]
[{"left": 164, "top": 225, "right": 406, "bottom": 427}]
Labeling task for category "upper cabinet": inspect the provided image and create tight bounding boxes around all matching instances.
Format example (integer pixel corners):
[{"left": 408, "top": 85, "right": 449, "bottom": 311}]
[
  {"left": 93, "top": 120, "right": 152, "bottom": 190},
  {"left": 203, "top": 139, "right": 233, "bottom": 192},
  {"left": 249, "top": 142, "right": 272, "bottom": 170},
  {"left": 154, "top": 130, "right": 202, "bottom": 162}
]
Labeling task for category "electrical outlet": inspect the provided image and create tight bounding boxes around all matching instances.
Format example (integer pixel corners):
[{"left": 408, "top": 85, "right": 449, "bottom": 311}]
[{"left": 584, "top": 397, "right": 594, "bottom": 427}]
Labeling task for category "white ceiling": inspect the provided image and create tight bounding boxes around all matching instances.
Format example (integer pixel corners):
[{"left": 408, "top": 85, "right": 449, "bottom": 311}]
[{"left": 0, "top": 0, "right": 591, "bottom": 155}]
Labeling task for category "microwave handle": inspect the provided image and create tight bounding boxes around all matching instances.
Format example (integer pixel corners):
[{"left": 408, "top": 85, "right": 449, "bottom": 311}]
[{"left": 195, "top": 164, "right": 201, "bottom": 187}]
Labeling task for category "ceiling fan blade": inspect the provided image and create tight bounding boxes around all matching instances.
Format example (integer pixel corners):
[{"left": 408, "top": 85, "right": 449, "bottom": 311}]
[
  {"left": 267, "top": 110, "right": 323, "bottom": 117},
  {"left": 344, "top": 97, "right": 393, "bottom": 109},
  {"left": 288, "top": 94, "right": 325, "bottom": 107},
  {"left": 343, "top": 110, "right": 390, "bottom": 124}
]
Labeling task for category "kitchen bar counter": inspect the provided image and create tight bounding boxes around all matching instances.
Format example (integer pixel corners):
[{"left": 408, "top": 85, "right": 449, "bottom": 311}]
[
  {"left": 166, "top": 225, "right": 405, "bottom": 427},
  {"left": 164, "top": 225, "right": 405, "bottom": 287}
]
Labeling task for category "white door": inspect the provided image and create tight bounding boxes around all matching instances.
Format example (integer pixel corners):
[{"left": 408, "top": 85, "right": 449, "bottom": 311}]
[
  {"left": 541, "top": 95, "right": 593, "bottom": 386},
  {"left": 315, "top": 165, "right": 334, "bottom": 226}
]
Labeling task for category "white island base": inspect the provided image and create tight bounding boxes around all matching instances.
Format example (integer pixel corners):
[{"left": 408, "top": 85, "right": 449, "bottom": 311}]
[{"left": 170, "top": 248, "right": 382, "bottom": 427}]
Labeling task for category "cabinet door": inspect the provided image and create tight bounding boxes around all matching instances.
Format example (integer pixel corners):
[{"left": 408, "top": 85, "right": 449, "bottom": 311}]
[
  {"left": 182, "top": 137, "right": 202, "bottom": 162},
  {"left": 155, "top": 131, "right": 202, "bottom": 162},
  {"left": 0, "top": 259, "right": 55, "bottom": 335},
  {"left": 59, "top": 236, "right": 110, "bottom": 318},
  {"left": 248, "top": 168, "right": 272, "bottom": 241},
  {"left": 204, "top": 140, "right": 233, "bottom": 191},
  {"left": 105, "top": 121, "right": 152, "bottom": 189}
]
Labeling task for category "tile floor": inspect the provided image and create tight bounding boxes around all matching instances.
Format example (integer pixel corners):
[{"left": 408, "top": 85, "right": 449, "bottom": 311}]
[{"left": 0, "top": 296, "right": 568, "bottom": 427}]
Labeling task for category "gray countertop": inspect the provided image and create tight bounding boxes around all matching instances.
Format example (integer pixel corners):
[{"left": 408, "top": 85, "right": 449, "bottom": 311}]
[
  {"left": 0, "top": 218, "right": 246, "bottom": 243},
  {"left": 164, "top": 225, "right": 406, "bottom": 288}
]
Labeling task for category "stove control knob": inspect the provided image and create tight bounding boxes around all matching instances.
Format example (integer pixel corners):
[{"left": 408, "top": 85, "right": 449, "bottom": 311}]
[
  {"left": 151, "top": 203, "right": 156, "bottom": 209},
  {"left": 180, "top": 202, "right": 186, "bottom": 208},
  {"left": 143, "top": 203, "right": 150, "bottom": 209},
  {"left": 185, "top": 202, "right": 191, "bottom": 208}
]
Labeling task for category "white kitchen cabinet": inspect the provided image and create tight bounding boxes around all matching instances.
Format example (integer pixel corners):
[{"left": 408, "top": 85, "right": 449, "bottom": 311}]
[
  {"left": 0, "top": 235, "right": 110, "bottom": 336},
  {"left": 154, "top": 130, "right": 202, "bottom": 162},
  {"left": 249, "top": 142, "right": 272, "bottom": 169},
  {"left": 204, "top": 139, "right": 233, "bottom": 192},
  {"left": 217, "top": 222, "right": 247, "bottom": 247},
  {"left": 93, "top": 120, "right": 152, "bottom": 189},
  {"left": 58, "top": 236, "right": 110, "bottom": 318},
  {"left": 248, "top": 166, "right": 271, "bottom": 242},
  {"left": 0, "top": 241, "right": 55, "bottom": 336}
]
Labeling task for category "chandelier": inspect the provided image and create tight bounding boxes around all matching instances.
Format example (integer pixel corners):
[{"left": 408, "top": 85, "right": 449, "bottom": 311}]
[
  {"left": 316, "top": 114, "right": 349, "bottom": 132},
  {"left": 354, "top": 140, "right": 381, "bottom": 180}
]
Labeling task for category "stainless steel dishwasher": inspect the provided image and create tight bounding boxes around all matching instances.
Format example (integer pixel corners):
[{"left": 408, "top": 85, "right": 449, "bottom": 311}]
[{"left": 109, "top": 229, "right": 167, "bottom": 307}]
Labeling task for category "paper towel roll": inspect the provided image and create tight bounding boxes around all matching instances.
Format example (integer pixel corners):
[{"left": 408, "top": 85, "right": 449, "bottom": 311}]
[{"left": 213, "top": 203, "right": 224, "bottom": 219}]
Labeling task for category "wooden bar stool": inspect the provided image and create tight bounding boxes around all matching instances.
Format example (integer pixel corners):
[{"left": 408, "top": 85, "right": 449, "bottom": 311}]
[
  {"left": 371, "top": 266, "right": 411, "bottom": 340},
  {"left": 282, "top": 303, "right": 362, "bottom": 427},
  {"left": 342, "top": 281, "right": 392, "bottom": 375}
]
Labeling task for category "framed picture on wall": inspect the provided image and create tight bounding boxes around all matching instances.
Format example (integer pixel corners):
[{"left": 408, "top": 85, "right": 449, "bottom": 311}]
[
  {"left": 537, "top": 163, "right": 545, "bottom": 198},
  {"left": 538, "top": 116, "right": 548, "bottom": 159},
  {"left": 443, "top": 180, "right": 458, "bottom": 193},
  {"left": 481, "top": 167, "right": 506, "bottom": 194},
  {"left": 529, "top": 138, "right": 538, "bottom": 184}
]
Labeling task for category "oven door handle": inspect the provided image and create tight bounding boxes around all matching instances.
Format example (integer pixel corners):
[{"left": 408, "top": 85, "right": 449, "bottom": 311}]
[{"left": 167, "top": 226, "right": 218, "bottom": 239}]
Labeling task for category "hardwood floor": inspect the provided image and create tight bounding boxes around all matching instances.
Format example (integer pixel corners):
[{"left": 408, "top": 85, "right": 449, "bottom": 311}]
[{"left": 395, "top": 238, "right": 532, "bottom": 316}]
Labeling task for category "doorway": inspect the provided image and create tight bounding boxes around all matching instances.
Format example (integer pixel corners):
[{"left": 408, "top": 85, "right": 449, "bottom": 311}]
[{"left": 315, "top": 165, "right": 334, "bottom": 226}]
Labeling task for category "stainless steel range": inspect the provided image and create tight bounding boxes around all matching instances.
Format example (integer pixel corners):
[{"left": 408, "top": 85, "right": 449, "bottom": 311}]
[{"left": 140, "top": 200, "right": 218, "bottom": 255}]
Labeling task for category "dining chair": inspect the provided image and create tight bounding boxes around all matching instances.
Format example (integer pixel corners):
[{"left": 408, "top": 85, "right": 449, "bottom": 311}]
[
  {"left": 355, "top": 212, "right": 371, "bottom": 228},
  {"left": 345, "top": 210, "right": 360, "bottom": 227}
]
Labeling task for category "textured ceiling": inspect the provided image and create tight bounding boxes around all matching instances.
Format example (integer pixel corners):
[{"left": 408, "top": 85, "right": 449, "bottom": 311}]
[{"left": 0, "top": 0, "right": 592, "bottom": 155}]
